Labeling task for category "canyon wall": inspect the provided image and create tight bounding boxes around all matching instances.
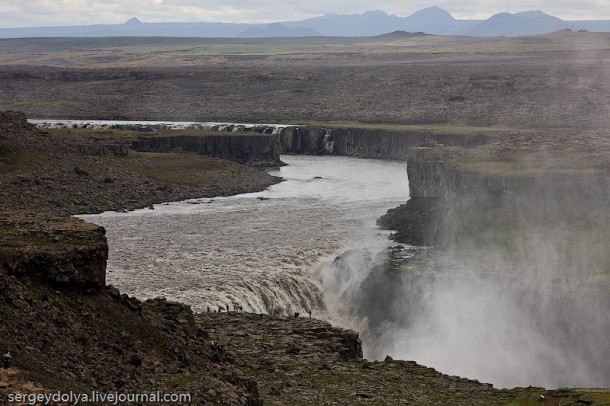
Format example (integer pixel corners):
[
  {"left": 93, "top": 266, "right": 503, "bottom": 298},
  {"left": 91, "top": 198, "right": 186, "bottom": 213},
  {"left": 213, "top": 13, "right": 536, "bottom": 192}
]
[
  {"left": 131, "top": 133, "right": 282, "bottom": 167},
  {"left": 35, "top": 119, "right": 493, "bottom": 165},
  {"left": 128, "top": 124, "right": 492, "bottom": 164},
  {"left": 278, "top": 126, "right": 491, "bottom": 160},
  {"left": 379, "top": 141, "right": 610, "bottom": 247},
  {"left": 0, "top": 211, "right": 108, "bottom": 287}
]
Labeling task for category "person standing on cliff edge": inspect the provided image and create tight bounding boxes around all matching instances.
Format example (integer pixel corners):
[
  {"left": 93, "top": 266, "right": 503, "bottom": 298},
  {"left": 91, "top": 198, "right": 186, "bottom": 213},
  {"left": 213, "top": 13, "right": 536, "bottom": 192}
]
[{"left": 2, "top": 351, "right": 11, "bottom": 370}]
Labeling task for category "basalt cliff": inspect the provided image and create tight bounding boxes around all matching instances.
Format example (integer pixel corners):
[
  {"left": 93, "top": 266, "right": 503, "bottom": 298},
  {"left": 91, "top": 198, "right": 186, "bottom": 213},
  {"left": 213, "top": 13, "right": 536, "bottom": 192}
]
[
  {"left": 378, "top": 132, "right": 610, "bottom": 249},
  {"left": 36, "top": 119, "right": 493, "bottom": 163}
]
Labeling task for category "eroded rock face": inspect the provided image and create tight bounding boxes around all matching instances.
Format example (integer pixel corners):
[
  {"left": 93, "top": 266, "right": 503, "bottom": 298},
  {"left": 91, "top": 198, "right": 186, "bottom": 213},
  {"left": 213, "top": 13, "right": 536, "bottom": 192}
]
[
  {"left": 278, "top": 126, "right": 491, "bottom": 159},
  {"left": 0, "top": 212, "right": 108, "bottom": 287},
  {"left": 131, "top": 133, "right": 283, "bottom": 167},
  {"left": 381, "top": 138, "right": 610, "bottom": 250},
  {"left": 278, "top": 127, "right": 328, "bottom": 155}
]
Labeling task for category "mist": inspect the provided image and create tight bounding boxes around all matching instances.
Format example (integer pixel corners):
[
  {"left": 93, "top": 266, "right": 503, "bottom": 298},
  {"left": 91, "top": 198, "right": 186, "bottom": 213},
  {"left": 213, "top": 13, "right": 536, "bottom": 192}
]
[{"left": 318, "top": 150, "right": 610, "bottom": 389}]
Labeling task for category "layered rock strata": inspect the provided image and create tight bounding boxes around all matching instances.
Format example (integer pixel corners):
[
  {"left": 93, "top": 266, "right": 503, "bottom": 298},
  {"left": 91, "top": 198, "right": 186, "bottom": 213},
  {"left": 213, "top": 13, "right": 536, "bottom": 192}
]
[
  {"left": 379, "top": 134, "right": 610, "bottom": 247},
  {"left": 0, "top": 211, "right": 107, "bottom": 287},
  {"left": 132, "top": 133, "right": 283, "bottom": 167}
]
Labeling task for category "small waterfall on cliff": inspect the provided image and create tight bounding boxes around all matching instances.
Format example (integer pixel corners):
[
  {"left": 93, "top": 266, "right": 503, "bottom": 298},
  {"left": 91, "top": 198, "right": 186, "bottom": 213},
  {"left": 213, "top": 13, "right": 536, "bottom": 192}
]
[{"left": 323, "top": 130, "right": 335, "bottom": 154}]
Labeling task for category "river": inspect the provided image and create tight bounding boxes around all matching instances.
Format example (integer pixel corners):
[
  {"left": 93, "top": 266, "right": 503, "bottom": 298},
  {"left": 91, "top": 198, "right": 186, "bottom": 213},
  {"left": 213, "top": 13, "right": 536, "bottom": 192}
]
[{"left": 80, "top": 154, "right": 409, "bottom": 321}]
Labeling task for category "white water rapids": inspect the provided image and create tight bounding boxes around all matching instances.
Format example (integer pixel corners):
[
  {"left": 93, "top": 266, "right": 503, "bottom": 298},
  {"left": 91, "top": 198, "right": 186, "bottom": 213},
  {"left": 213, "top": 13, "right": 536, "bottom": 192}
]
[{"left": 80, "top": 155, "right": 409, "bottom": 319}]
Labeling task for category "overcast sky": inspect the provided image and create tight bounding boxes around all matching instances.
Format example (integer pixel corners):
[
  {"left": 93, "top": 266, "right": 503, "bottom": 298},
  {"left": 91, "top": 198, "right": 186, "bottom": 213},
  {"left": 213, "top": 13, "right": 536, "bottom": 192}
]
[{"left": 1, "top": 0, "right": 609, "bottom": 28}]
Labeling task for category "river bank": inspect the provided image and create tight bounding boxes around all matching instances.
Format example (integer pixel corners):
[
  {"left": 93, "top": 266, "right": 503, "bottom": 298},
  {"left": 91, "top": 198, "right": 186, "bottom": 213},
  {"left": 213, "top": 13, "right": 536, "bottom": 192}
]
[{"left": 0, "top": 112, "right": 281, "bottom": 215}]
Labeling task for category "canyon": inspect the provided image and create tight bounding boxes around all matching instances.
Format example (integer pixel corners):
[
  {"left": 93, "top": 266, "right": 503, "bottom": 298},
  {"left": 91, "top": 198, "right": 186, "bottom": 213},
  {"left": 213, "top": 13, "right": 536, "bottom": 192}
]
[{"left": 2, "top": 30, "right": 610, "bottom": 404}]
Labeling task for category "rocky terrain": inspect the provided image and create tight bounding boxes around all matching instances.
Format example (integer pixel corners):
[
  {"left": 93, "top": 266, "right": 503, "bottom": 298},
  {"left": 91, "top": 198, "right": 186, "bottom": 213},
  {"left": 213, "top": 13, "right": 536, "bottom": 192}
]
[
  {"left": 0, "top": 111, "right": 276, "bottom": 404},
  {"left": 0, "top": 111, "right": 527, "bottom": 406},
  {"left": 1, "top": 209, "right": 600, "bottom": 405},
  {"left": 198, "top": 311, "right": 610, "bottom": 405},
  {"left": 1, "top": 54, "right": 609, "bottom": 131},
  {"left": 2, "top": 113, "right": 609, "bottom": 405},
  {"left": 196, "top": 312, "right": 516, "bottom": 405},
  {"left": 1, "top": 32, "right": 609, "bottom": 130}
]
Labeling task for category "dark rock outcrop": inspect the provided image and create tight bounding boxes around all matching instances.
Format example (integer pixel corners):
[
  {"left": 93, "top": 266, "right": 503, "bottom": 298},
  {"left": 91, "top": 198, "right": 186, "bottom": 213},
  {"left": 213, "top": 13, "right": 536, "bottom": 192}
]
[
  {"left": 0, "top": 211, "right": 107, "bottom": 287},
  {"left": 278, "top": 126, "right": 492, "bottom": 159},
  {"left": 194, "top": 312, "right": 522, "bottom": 405},
  {"left": 132, "top": 133, "right": 283, "bottom": 167},
  {"left": 378, "top": 197, "right": 444, "bottom": 245},
  {"left": 380, "top": 136, "right": 610, "bottom": 249}
]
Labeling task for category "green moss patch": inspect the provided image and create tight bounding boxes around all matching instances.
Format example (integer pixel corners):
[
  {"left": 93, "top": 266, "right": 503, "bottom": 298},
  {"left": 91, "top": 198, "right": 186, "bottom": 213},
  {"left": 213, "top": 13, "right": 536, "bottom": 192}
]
[
  {"left": 0, "top": 152, "right": 44, "bottom": 174},
  {"left": 114, "top": 151, "right": 235, "bottom": 185},
  {"left": 165, "top": 373, "right": 201, "bottom": 388}
]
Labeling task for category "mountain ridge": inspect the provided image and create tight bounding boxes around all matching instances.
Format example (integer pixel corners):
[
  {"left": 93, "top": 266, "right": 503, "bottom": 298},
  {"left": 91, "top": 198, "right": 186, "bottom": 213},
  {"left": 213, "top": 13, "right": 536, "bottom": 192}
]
[{"left": 0, "top": 7, "right": 608, "bottom": 38}]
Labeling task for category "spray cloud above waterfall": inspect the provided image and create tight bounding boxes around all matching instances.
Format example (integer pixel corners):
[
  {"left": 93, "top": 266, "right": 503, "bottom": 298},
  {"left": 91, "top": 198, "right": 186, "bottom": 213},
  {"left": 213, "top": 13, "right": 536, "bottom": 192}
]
[{"left": 354, "top": 134, "right": 610, "bottom": 388}]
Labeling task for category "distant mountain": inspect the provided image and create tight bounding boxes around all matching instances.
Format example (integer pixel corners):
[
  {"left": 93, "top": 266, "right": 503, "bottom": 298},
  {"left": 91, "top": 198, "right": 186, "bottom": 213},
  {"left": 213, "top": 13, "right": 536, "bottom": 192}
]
[
  {"left": 238, "top": 23, "right": 320, "bottom": 38},
  {"left": 283, "top": 10, "right": 405, "bottom": 37},
  {"left": 394, "top": 6, "right": 479, "bottom": 35},
  {"left": 125, "top": 17, "right": 142, "bottom": 25},
  {"left": 0, "top": 20, "right": 250, "bottom": 38},
  {"left": 0, "top": 8, "right": 609, "bottom": 39},
  {"left": 467, "top": 10, "right": 575, "bottom": 36}
]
